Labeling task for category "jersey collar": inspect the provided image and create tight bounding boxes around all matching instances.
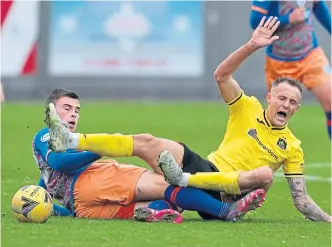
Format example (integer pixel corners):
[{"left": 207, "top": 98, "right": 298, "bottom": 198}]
[{"left": 262, "top": 110, "right": 287, "bottom": 131}]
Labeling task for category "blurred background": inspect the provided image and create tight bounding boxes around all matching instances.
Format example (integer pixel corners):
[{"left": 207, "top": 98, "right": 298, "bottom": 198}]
[{"left": 1, "top": 0, "right": 330, "bottom": 102}]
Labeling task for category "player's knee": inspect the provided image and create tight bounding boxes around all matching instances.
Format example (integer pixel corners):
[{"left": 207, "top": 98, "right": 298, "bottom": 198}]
[
  {"left": 135, "top": 133, "right": 155, "bottom": 143},
  {"left": 133, "top": 134, "right": 158, "bottom": 155},
  {"left": 253, "top": 166, "right": 273, "bottom": 188},
  {"left": 258, "top": 166, "right": 273, "bottom": 189},
  {"left": 135, "top": 171, "right": 168, "bottom": 201}
]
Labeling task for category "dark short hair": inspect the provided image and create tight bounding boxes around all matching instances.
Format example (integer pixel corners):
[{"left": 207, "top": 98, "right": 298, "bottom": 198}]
[
  {"left": 271, "top": 77, "right": 303, "bottom": 95},
  {"left": 45, "top": 88, "right": 80, "bottom": 108}
]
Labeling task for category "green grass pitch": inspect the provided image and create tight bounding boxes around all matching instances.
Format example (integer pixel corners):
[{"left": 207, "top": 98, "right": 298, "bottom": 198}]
[{"left": 1, "top": 101, "right": 331, "bottom": 247}]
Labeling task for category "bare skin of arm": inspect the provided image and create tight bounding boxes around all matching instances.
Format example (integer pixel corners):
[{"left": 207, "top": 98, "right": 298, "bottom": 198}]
[
  {"left": 214, "top": 16, "right": 280, "bottom": 103},
  {"left": 286, "top": 177, "right": 331, "bottom": 222}
]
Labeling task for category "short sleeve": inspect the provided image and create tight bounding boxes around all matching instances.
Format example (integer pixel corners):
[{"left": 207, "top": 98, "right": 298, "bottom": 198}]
[
  {"left": 228, "top": 91, "right": 261, "bottom": 116},
  {"left": 283, "top": 144, "right": 305, "bottom": 177}
]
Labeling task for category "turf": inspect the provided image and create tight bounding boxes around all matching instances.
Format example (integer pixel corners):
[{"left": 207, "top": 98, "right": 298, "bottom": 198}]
[{"left": 1, "top": 102, "right": 331, "bottom": 247}]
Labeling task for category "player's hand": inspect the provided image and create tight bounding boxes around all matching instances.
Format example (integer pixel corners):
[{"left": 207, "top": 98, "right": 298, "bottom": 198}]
[
  {"left": 289, "top": 7, "right": 306, "bottom": 25},
  {"left": 249, "top": 16, "right": 280, "bottom": 49}
]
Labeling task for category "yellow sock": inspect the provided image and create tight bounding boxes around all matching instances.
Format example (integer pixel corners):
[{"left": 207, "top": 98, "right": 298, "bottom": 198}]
[
  {"left": 77, "top": 134, "right": 134, "bottom": 157},
  {"left": 187, "top": 171, "right": 241, "bottom": 195}
]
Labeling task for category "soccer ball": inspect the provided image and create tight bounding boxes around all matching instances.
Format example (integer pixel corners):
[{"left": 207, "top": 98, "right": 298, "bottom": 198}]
[{"left": 12, "top": 185, "right": 53, "bottom": 223}]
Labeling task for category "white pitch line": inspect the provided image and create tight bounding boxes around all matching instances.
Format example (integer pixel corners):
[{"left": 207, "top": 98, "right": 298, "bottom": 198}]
[
  {"left": 273, "top": 162, "right": 331, "bottom": 182},
  {"left": 274, "top": 162, "right": 332, "bottom": 183},
  {"left": 274, "top": 173, "right": 332, "bottom": 183},
  {"left": 304, "top": 162, "right": 331, "bottom": 168}
]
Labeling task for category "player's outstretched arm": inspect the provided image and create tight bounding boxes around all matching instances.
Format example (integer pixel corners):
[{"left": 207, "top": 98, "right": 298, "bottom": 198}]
[
  {"left": 34, "top": 130, "right": 101, "bottom": 174},
  {"left": 214, "top": 16, "right": 280, "bottom": 103},
  {"left": 286, "top": 177, "right": 331, "bottom": 222}
]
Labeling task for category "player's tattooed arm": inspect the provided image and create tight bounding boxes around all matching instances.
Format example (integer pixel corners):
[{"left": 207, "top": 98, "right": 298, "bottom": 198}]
[{"left": 286, "top": 177, "right": 331, "bottom": 222}]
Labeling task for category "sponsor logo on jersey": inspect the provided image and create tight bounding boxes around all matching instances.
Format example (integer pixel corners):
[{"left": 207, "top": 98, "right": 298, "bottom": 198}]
[
  {"left": 248, "top": 129, "right": 279, "bottom": 161},
  {"left": 41, "top": 133, "right": 50, "bottom": 142}
]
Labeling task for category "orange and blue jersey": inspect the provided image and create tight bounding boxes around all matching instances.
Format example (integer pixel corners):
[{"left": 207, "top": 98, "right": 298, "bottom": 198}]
[
  {"left": 32, "top": 127, "right": 101, "bottom": 216},
  {"left": 250, "top": 1, "right": 331, "bottom": 61}
]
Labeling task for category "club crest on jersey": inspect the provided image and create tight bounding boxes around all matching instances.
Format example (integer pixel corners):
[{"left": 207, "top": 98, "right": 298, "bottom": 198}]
[{"left": 277, "top": 138, "right": 287, "bottom": 150}]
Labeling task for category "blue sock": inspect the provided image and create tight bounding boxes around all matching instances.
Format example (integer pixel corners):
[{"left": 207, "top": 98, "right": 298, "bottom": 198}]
[
  {"left": 325, "top": 111, "right": 331, "bottom": 140},
  {"left": 148, "top": 200, "right": 177, "bottom": 211},
  {"left": 164, "top": 185, "right": 231, "bottom": 219}
]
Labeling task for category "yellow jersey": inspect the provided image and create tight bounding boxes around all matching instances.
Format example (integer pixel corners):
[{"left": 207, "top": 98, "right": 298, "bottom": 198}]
[{"left": 207, "top": 91, "right": 304, "bottom": 178}]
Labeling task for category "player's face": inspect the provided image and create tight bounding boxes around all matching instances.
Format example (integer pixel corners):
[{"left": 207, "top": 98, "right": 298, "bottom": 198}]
[
  {"left": 54, "top": 96, "right": 80, "bottom": 132},
  {"left": 266, "top": 83, "right": 302, "bottom": 127}
]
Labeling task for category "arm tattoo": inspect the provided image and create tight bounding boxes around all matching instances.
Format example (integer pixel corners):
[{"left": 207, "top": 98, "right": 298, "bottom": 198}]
[{"left": 286, "top": 177, "right": 330, "bottom": 222}]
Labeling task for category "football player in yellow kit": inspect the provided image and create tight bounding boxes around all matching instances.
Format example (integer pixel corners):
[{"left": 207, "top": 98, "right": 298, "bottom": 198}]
[
  {"left": 158, "top": 16, "right": 331, "bottom": 223},
  {"left": 45, "top": 16, "right": 331, "bottom": 222}
]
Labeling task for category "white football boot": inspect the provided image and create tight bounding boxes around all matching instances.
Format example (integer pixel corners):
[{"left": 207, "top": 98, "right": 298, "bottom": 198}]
[
  {"left": 158, "top": 150, "right": 187, "bottom": 186},
  {"left": 44, "top": 103, "right": 77, "bottom": 152}
]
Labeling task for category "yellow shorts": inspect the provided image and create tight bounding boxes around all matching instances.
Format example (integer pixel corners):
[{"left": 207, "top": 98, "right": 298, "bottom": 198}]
[
  {"left": 265, "top": 47, "right": 331, "bottom": 90},
  {"left": 73, "top": 159, "right": 147, "bottom": 219}
]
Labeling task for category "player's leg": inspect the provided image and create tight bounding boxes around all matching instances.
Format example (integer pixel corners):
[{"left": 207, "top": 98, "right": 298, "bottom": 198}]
[
  {"left": 159, "top": 150, "right": 241, "bottom": 194},
  {"left": 73, "top": 133, "right": 186, "bottom": 174},
  {"left": 45, "top": 103, "right": 135, "bottom": 155},
  {"left": 134, "top": 170, "right": 170, "bottom": 201},
  {"left": 133, "top": 137, "right": 222, "bottom": 175},
  {"left": 131, "top": 134, "right": 185, "bottom": 175},
  {"left": 301, "top": 47, "right": 331, "bottom": 140},
  {"left": 159, "top": 150, "right": 272, "bottom": 199},
  {"left": 310, "top": 83, "right": 331, "bottom": 140},
  {"left": 75, "top": 199, "right": 182, "bottom": 223},
  {"left": 237, "top": 167, "right": 273, "bottom": 192},
  {"left": 45, "top": 102, "right": 185, "bottom": 174},
  {"left": 158, "top": 150, "right": 269, "bottom": 213},
  {"left": 46, "top": 102, "right": 242, "bottom": 180},
  {"left": 132, "top": 173, "right": 183, "bottom": 224},
  {"left": 133, "top": 165, "right": 266, "bottom": 221}
]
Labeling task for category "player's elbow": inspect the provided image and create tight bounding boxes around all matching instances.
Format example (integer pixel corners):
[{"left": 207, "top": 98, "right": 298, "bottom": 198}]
[{"left": 213, "top": 70, "right": 230, "bottom": 84}]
